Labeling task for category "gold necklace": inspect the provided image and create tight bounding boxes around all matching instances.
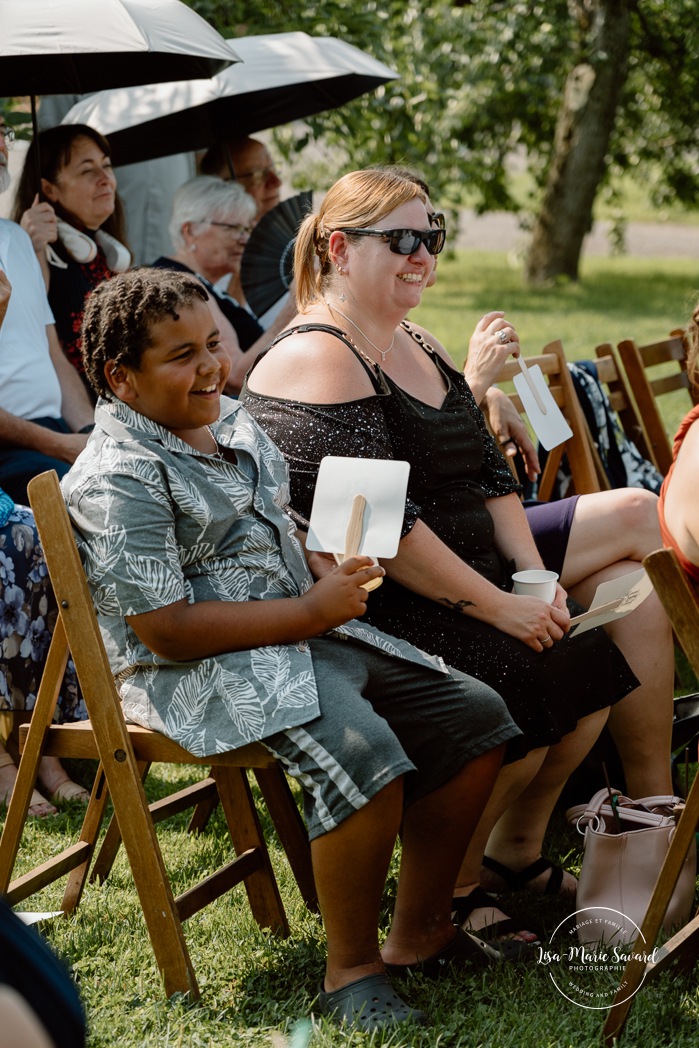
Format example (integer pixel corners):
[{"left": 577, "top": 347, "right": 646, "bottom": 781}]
[{"left": 326, "top": 300, "right": 396, "bottom": 363}]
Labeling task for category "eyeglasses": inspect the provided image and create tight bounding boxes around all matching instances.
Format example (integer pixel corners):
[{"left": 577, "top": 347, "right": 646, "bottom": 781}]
[
  {"left": 336, "top": 226, "right": 447, "bottom": 256},
  {"left": 428, "top": 210, "right": 446, "bottom": 230},
  {"left": 234, "top": 165, "right": 278, "bottom": 188},
  {"left": 208, "top": 221, "right": 254, "bottom": 238},
  {"left": 0, "top": 126, "right": 16, "bottom": 149}
]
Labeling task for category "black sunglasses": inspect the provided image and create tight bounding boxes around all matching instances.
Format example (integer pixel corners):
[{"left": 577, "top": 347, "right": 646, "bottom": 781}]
[{"left": 336, "top": 226, "right": 446, "bottom": 256}]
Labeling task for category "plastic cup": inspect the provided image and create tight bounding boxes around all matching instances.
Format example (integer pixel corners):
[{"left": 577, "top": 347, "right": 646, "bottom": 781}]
[{"left": 512, "top": 569, "right": 559, "bottom": 603}]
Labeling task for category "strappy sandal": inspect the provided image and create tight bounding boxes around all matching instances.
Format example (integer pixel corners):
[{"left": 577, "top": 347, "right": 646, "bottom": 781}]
[
  {"left": 317, "top": 973, "right": 427, "bottom": 1029},
  {"left": 49, "top": 780, "right": 91, "bottom": 805},
  {"left": 0, "top": 752, "right": 56, "bottom": 818},
  {"left": 482, "top": 854, "right": 571, "bottom": 896},
  {"left": 384, "top": 925, "right": 500, "bottom": 979},
  {"left": 451, "top": 886, "right": 540, "bottom": 961}
]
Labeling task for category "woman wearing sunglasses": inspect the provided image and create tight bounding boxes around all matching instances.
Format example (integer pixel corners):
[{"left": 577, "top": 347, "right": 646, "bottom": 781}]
[{"left": 241, "top": 169, "right": 638, "bottom": 954}]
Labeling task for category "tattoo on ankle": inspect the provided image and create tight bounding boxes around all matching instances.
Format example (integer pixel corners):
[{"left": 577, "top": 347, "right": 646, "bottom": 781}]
[{"left": 438, "top": 597, "right": 476, "bottom": 613}]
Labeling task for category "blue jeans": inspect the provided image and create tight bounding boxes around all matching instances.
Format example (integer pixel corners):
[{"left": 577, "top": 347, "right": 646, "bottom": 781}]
[{"left": 0, "top": 416, "right": 71, "bottom": 504}]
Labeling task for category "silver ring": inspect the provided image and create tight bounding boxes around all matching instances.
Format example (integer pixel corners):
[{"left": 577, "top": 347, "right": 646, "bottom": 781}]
[
  {"left": 542, "top": 636, "right": 553, "bottom": 645},
  {"left": 498, "top": 330, "right": 510, "bottom": 344}
]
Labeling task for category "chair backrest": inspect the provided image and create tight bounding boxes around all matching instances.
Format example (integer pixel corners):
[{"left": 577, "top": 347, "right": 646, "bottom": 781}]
[
  {"left": 609, "top": 333, "right": 697, "bottom": 475},
  {"left": 494, "top": 339, "right": 605, "bottom": 500},
  {"left": 643, "top": 547, "right": 699, "bottom": 677},
  {"left": 594, "top": 345, "right": 656, "bottom": 465},
  {"left": 27, "top": 472, "right": 153, "bottom": 782}
]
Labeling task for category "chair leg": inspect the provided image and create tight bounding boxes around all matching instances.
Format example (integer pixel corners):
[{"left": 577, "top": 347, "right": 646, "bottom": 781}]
[
  {"left": 100, "top": 752, "right": 200, "bottom": 999},
  {"left": 91, "top": 761, "right": 151, "bottom": 884},
  {"left": 187, "top": 768, "right": 219, "bottom": 834},
  {"left": 92, "top": 765, "right": 221, "bottom": 884},
  {"left": 62, "top": 765, "right": 112, "bottom": 912},
  {"left": 213, "top": 766, "right": 289, "bottom": 935},
  {"left": 644, "top": 910, "right": 699, "bottom": 978},
  {"left": 253, "top": 765, "right": 317, "bottom": 912},
  {"left": 0, "top": 624, "right": 68, "bottom": 894}
]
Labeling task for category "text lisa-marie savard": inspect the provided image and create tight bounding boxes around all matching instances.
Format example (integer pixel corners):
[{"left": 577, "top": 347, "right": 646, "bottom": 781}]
[{"left": 537, "top": 945, "right": 660, "bottom": 966}]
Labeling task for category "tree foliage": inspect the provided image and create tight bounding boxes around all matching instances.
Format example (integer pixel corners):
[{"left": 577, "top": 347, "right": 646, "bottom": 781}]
[{"left": 186, "top": 1, "right": 698, "bottom": 273}]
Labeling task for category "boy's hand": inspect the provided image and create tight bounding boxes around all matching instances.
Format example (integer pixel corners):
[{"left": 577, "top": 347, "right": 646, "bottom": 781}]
[{"left": 301, "top": 556, "right": 385, "bottom": 632}]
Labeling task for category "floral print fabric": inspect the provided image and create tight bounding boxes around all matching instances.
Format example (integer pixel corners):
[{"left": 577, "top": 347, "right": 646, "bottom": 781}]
[{"left": 0, "top": 504, "right": 83, "bottom": 721}]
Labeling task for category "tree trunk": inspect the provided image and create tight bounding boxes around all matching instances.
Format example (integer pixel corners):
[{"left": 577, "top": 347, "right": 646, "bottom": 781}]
[{"left": 525, "top": 0, "right": 631, "bottom": 285}]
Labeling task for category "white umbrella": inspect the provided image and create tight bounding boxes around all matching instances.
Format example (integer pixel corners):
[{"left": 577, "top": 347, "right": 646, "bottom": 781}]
[
  {"left": 0, "top": 0, "right": 236, "bottom": 95},
  {"left": 61, "top": 31, "right": 399, "bottom": 166}
]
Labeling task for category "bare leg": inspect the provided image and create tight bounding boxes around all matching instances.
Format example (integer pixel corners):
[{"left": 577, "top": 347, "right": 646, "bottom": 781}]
[
  {"left": 566, "top": 567, "right": 674, "bottom": 798},
  {"left": 37, "top": 755, "right": 90, "bottom": 804},
  {"left": 453, "top": 747, "right": 547, "bottom": 934},
  {"left": 318, "top": 746, "right": 506, "bottom": 990},
  {"left": 6, "top": 717, "right": 89, "bottom": 805},
  {"left": 314, "top": 778, "right": 403, "bottom": 993},
  {"left": 561, "top": 490, "right": 674, "bottom": 798},
  {"left": 0, "top": 741, "right": 56, "bottom": 817},
  {"left": 559, "top": 489, "right": 662, "bottom": 586},
  {"left": 481, "top": 709, "right": 609, "bottom": 896},
  {"left": 382, "top": 745, "right": 505, "bottom": 965}
]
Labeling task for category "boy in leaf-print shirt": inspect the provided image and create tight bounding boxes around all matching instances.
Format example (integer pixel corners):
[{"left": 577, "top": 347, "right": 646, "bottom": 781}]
[{"left": 63, "top": 268, "right": 520, "bottom": 1031}]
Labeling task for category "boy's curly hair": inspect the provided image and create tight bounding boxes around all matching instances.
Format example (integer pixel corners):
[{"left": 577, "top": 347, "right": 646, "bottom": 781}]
[{"left": 81, "top": 268, "right": 210, "bottom": 398}]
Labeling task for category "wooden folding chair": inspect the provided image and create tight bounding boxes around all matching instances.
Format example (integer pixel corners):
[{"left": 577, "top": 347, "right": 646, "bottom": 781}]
[
  {"left": 0, "top": 470, "right": 316, "bottom": 1000},
  {"left": 594, "top": 345, "right": 657, "bottom": 466},
  {"left": 603, "top": 546, "right": 699, "bottom": 1044},
  {"left": 608, "top": 332, "right": 698, "bottom": 476},
  {"left": 494, "top": 339, "right": 606, "bottom": 500}
]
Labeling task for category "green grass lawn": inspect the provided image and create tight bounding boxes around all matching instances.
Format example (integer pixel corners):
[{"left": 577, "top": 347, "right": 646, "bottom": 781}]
[
  {"left": 411, "top": 249, "right": 698, "bottom": 436},
  {"left": 412, "top": 250, "right": 697, "bottom": 367},
  {"left": 7, "top": 763, "right": 699, "bottom": 1048},
  {"left": 5, "top": 250, "right": 699, "bottom": 1046}
]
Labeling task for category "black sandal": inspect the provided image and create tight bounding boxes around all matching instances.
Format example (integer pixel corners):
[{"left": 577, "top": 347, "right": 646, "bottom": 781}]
[
  {"left": 384, "top": 925, "right": 500, "bottom": 979},
  {"left": 482, "top": 855, "right": 566, "bottom": 895},
  {"left": 317, "top": 973, "right": 427, "bottom": 1029},
  {"left": 451, "top": 886, "right": 540, "bottom": 961}
]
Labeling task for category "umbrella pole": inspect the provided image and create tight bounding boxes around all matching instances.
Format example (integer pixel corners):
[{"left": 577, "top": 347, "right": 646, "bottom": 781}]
[
  {"left": 30, "top": 94, "right": 42, "bottom": 194},
  {"left": 224, "top": 143, "right": 236, "bottom": 181}
]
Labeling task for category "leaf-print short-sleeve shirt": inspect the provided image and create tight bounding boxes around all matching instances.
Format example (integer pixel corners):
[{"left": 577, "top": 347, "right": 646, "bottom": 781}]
[{"left": 62, "top": 397, "right": 447, "bottom": 757}]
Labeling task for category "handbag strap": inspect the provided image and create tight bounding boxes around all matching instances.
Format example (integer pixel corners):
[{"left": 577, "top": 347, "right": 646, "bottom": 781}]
[{"left": 570, "top": 788, "right": 677, "bottom": 834}]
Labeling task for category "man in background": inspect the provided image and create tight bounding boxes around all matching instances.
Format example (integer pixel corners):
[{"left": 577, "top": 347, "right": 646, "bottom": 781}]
[{"left": 199, "top": 135, "right": 282, "bottom": 220}]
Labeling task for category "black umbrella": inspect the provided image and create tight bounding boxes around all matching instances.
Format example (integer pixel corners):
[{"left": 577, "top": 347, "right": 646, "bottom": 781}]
[
  {"left": 0, "top": 0, "right": 237, "bottom": 199},
  {"left": 61, "top": 32, "right": 399, "bottom": 166},
  {"left": 0, "top": 0, "right": 236, "bottom": 97}
]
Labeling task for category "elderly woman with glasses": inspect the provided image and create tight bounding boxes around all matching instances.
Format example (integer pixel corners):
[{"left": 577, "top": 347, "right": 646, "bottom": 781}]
[
  {"left": 240, "top": 168, "right": 640, "bottom": 955},
  {"left": 152, "top": 176, "right": 295, "bottom": 393}
]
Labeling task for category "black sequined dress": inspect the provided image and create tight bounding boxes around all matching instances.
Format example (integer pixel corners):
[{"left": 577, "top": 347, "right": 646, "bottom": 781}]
[{"left": 241, "top": 322, "right": 638, "bottom": 753}]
